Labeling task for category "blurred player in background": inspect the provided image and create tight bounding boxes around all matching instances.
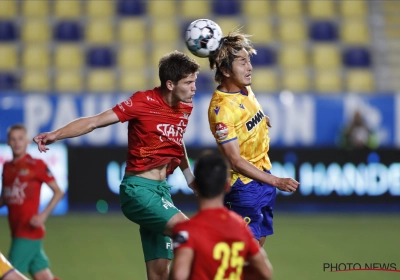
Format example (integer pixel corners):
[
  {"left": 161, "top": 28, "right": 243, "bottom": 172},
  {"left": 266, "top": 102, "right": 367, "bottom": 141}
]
[
  {"left": 171, "top": 153, "right": 272, "bottom": 280},
  {"left": 33, "top": 51, "right": 200, "bottom": 280},
  {"left": 0, "top": 252, "right": 29, "bottom": 280},
  {"left": 207, "top": 31, "right": 300, "bottom": 246},
  {"left": 0, "top": 124, "right": 64, "bottom": 280}
]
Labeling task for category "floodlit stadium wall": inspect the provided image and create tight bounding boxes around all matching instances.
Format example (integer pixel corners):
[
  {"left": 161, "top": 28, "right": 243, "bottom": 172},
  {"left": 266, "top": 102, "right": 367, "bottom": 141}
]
[
  {"left": 1, "top": 93, "right": 400, "bottom": 213},
  {"left": 65, "top": 147, "right": 400, "bottom": 212}
]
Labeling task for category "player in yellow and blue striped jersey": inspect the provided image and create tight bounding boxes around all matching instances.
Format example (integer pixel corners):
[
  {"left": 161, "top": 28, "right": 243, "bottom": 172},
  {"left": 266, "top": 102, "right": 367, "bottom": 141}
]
[{"left": 208, "top": 30, "right": 299, "bottom": 246}]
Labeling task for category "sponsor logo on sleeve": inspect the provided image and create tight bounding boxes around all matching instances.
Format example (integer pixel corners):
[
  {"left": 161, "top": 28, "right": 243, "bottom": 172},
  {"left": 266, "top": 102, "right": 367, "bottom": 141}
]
[
  {"left": 215, "top": 122, "right": 229, "bottom": 140},
  {"left": 118, "top": 103, "right": 125, "bottom": 112},
  {"left": 124, "top": 99, "right": 133, "bottom": 107}
]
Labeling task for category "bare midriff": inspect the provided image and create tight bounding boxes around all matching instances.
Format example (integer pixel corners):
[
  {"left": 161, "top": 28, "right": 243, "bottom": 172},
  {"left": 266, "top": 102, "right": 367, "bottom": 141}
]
[{"left": 125, "top": 164, "right": 168, "bottom": 181}]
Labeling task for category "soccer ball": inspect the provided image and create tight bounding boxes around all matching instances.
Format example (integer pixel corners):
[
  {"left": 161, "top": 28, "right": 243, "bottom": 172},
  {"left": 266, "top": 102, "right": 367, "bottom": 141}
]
[{"left": 185, "top": 19, "right": 223, "bottom": 58}]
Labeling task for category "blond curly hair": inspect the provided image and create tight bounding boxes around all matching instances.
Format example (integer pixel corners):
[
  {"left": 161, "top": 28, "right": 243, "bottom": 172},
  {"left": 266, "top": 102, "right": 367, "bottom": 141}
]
[{"left": 209, "top": 30, "right": 257, "bottom": 84}]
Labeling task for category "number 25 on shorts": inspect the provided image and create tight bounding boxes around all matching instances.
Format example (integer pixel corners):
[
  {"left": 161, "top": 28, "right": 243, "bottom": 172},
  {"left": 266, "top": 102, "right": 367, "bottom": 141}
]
[{"left": 213, "top": 241, "right": 245, "bottom": 280}]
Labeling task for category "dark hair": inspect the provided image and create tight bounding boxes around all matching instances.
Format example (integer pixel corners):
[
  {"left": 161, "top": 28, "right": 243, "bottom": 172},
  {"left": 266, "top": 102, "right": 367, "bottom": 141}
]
[
  {"left": 194, "top": 153, "right": 230, "bottom": 198},
  {"left": 209, "top": 30, "right": 257, "bottom": 84},
  {"left": 7, "top": 123, "right": 27, "bottom": 138},
  {"left": 159, "top": 50, "right": 200, "bottom": 90}
]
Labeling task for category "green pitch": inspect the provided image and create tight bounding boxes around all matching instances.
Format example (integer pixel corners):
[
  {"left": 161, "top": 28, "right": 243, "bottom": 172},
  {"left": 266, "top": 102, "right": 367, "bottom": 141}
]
[{"left": 0, "top": 213, "right": 399, "bottom": 280}]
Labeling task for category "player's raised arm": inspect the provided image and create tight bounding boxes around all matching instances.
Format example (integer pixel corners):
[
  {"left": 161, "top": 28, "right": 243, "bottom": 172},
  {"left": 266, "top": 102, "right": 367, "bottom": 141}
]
[
  {"left": 219, "top": 139, "right": 299, "bottom": 192},
  {"left": 33, "top": 109, "right": 119, "bottom": 152}
]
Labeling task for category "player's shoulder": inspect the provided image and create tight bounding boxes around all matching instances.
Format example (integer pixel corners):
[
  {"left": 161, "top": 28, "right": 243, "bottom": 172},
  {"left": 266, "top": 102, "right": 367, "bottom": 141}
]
[
  {"left": 3, "top": 160, "right": 13, "bottom": 168},
  {"left": 174, "top": 212, "right": 206, "bottom": 232},
  {"left": 226, "top": 209, "right": 249, "bottom": 227},
  {"left": 172, "top": 219, "right": 195, "bottom": 238},
  {"left": 130, "top": 87, "right": 160, "bottom": 103},
  {"left": 26, "top": 155, "right": 46, "bottom": 167}
]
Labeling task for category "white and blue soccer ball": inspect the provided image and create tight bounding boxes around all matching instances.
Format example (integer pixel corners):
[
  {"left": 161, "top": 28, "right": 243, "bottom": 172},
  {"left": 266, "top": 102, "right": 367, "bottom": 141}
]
[{"left": 185, "top": 19, "right": 223, "bottom": 58}]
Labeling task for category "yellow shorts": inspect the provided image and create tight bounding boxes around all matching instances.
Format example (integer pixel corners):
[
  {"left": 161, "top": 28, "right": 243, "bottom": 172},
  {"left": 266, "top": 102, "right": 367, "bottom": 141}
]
[{"left": 0, "top": 252, "right": 14, "bottom": 278}]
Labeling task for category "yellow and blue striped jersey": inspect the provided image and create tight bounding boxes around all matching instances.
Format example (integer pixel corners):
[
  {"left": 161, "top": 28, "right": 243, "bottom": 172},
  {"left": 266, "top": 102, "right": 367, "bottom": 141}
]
[{"left": 208, "top": 86, "right": 272, "bottom": 185}]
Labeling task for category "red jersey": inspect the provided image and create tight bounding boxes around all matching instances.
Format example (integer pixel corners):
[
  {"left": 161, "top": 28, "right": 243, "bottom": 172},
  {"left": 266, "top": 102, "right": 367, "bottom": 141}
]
[
  {"left": 1, "top": 154, "right": 55, "bottom": 239},
  {"left": 112, "top": 87, "right": 193, "bottom": 175},
  {"left": 172, "top": 207, "right": 261, "bottom": 280}
]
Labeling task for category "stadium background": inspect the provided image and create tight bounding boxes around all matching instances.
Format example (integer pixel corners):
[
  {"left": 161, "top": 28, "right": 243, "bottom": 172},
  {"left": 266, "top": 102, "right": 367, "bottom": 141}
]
[{"left": 0, "top": 0, "right": 399, "bottom": 279}]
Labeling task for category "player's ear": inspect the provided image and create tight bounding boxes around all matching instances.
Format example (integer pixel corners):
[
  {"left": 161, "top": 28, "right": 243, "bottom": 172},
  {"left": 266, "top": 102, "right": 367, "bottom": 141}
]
[
  {"left": 166, "top": 80, "right": 174, "bottom": 91},
  {"left": 221, "top": 67, "right": 230, "bottom": 78}
]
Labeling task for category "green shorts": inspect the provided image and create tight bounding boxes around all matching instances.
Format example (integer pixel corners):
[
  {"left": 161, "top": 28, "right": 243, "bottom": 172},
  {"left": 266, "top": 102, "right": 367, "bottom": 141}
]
[
  {"left": 120, "top": 175, "right": 180, "bottom": 262},
  {"left": 9, "top": 238, "right": 49, "bottom": 276}
]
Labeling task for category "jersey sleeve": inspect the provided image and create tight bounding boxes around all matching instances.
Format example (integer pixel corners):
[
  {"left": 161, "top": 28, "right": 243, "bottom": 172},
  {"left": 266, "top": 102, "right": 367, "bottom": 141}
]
[
  {"left": 172, "top": 222, "right": 195, "bottom": 251},
  {"left": 35, "top": 160, "right": 56, "bottom": 184},
  {"left": 209, "top": 105, "right": 237, "bottom": 144},
  {"left": 112, "top": 92, "right": 142, "bottom": 123}
]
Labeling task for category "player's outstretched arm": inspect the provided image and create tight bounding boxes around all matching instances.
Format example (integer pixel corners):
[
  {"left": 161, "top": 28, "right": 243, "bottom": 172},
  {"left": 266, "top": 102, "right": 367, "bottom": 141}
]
[
  {"left": 33, "top": 109, "right": 119, "bottom": 152},
  {"left": 244, "top": 248, "right": 273, "bottom": 280},
  {"left": 219, "top": 139, "right": 299, "bottom": 192},
  {"left": 170, "top": 247, "right": 194, "bottom": 280}
]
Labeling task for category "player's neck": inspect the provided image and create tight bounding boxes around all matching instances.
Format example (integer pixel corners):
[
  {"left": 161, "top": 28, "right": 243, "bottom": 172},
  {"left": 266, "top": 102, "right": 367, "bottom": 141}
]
[
  {"left": 160, "top": 89, "right": 179, "bottom": 107},
  {"left": 219, "top": 82, "right": 247, "bottom": 94},
  {"left": 13, "top": 152, "right": 26, "bottom": 163},
  {"left": 198, "top": 197, "right": 224, "bottom": 210}
]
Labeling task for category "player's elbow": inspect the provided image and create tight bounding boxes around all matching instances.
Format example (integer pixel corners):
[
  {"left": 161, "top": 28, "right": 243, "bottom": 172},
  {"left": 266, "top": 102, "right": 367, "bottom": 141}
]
[
  {"left": 58, "top": 188, "right": 65, "bottom": 198},
  {"left": 52, "top": 185, "right": 65, "bottom": 199},
  {"left": 227, "top": 156, "right": 242, "bottom": 172}
]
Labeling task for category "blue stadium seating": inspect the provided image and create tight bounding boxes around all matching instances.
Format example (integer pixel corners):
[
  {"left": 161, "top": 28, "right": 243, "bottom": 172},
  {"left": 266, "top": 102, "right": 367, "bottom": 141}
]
[
  {"left": 86, "top": 47, "right": 114, "bottom": 68},
  {"left": 117, "top": 0, "right": 145, "bottom": 16},
  {"left": 343, "top": 47, "right": 371, "bottom": 68},
  {"left": 54, "top": 21, "right": 82, "bottom": 41},
  {"left": 0, "top": 73, "right": 17, "bottom": 90},
  {"left": 309, "top": 21, "right": 338, "bottom": 42},
  {"left": 252, "top": 46, "right": 276, "bottom": 67},
  {"left": 213, "top": 0, "right": 240, "bottom": 15},
  {"left": 0, "top": 21, "right": 17, "bottom": 41},
  {"left": 195, "top": 73, "right": 214, "bottom": 92},
  {"left": 0, "top": 0, "right": 377, "bottom": 93}
]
